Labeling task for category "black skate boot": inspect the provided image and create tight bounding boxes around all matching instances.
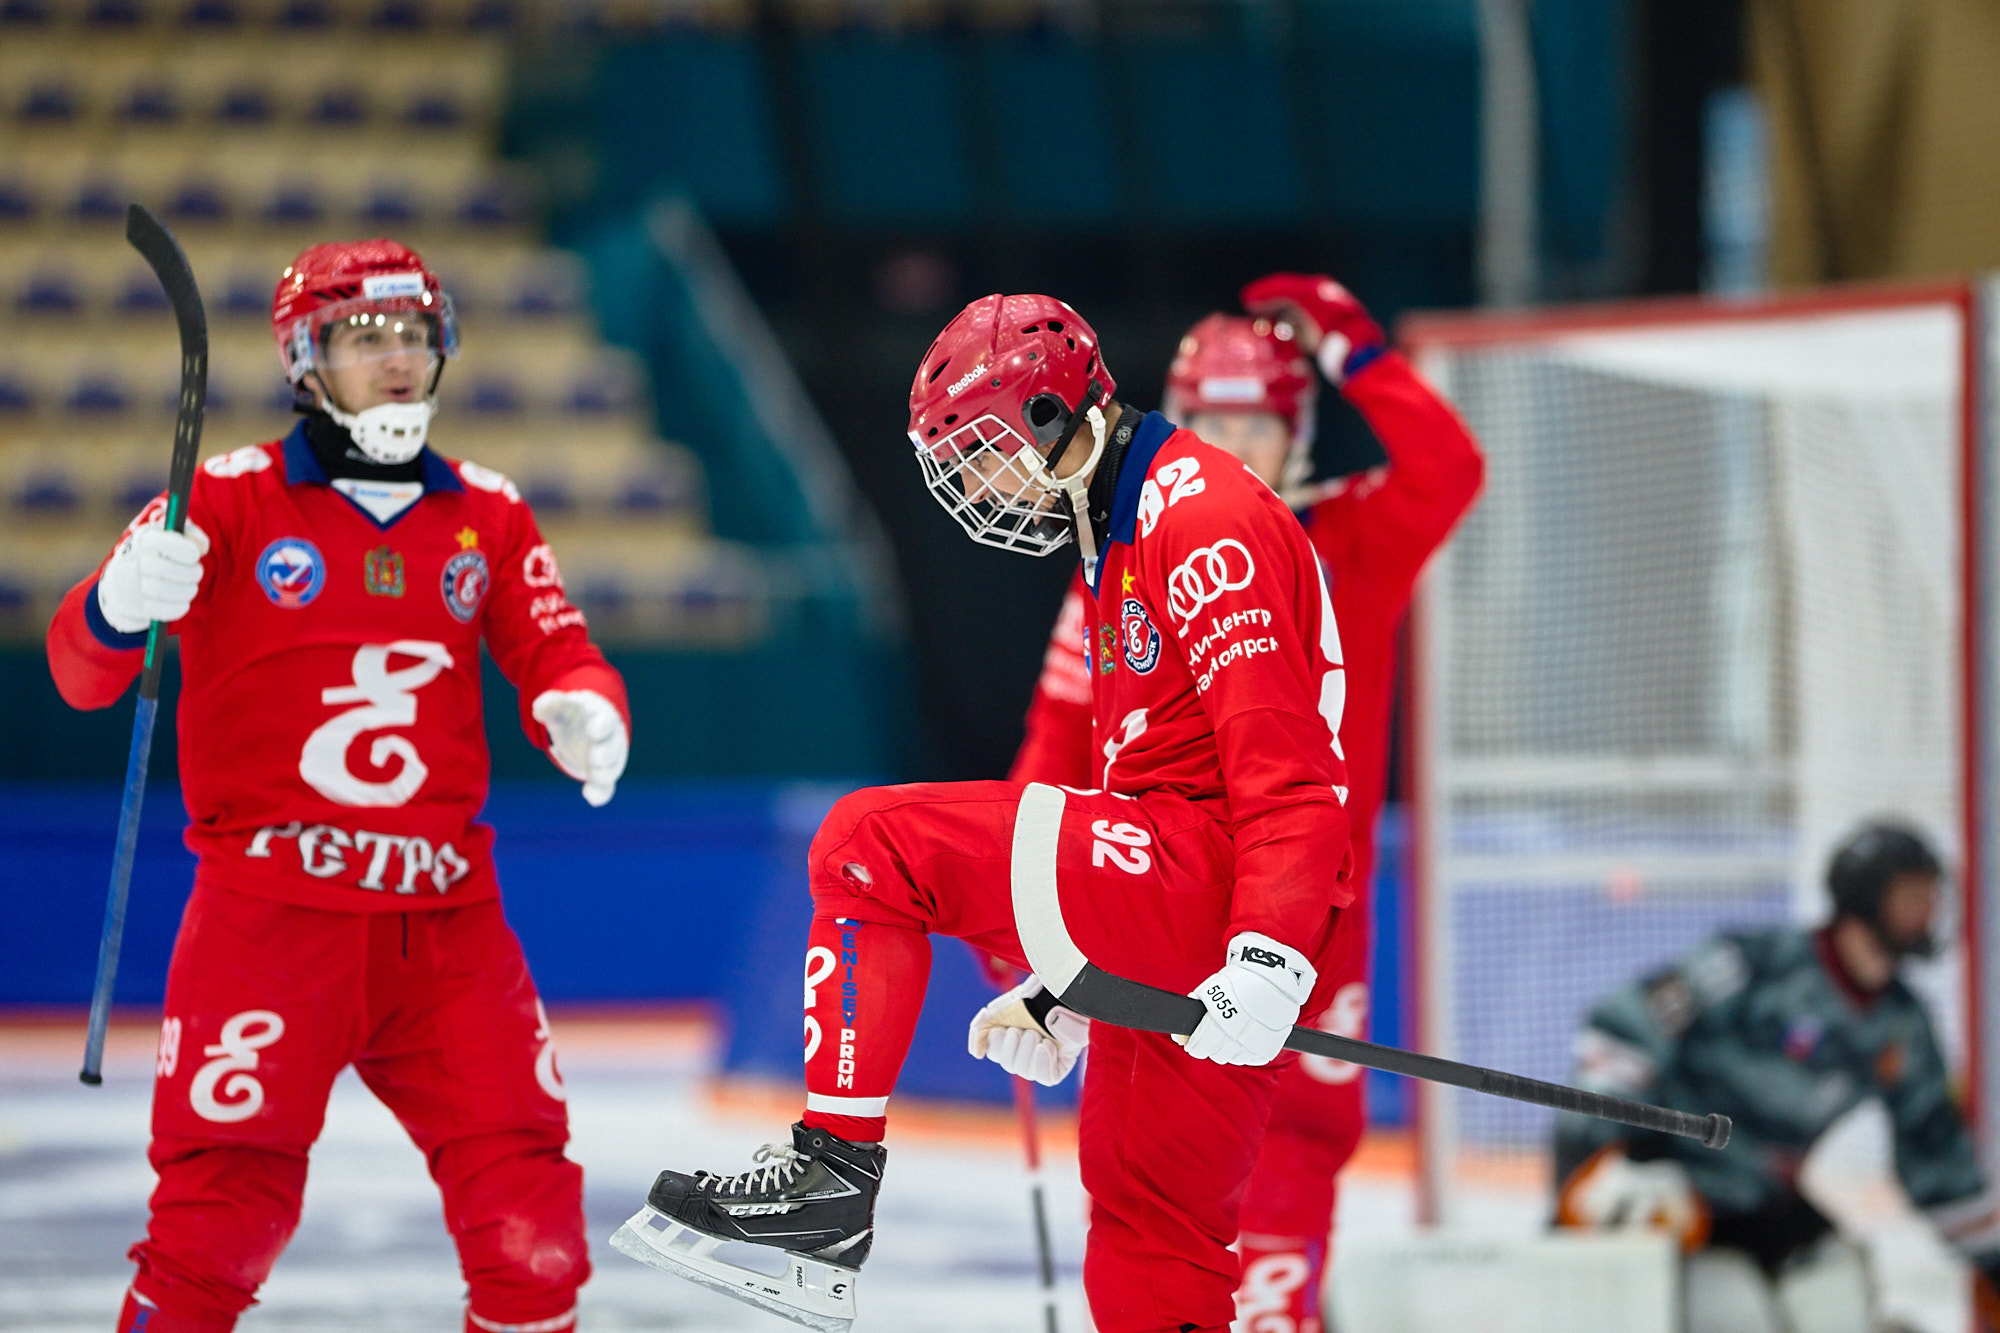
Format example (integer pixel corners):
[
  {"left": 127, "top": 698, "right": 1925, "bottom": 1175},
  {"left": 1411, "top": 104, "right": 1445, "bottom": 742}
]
[{"left": 610, "top": 1122, "right": 887, "bottom": 1332}]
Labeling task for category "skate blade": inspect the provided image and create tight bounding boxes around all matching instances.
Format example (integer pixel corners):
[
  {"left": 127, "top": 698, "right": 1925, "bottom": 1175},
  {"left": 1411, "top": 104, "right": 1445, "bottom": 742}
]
[{"left": 610, "top": 1205, "right": 858, "bottom": 1333}]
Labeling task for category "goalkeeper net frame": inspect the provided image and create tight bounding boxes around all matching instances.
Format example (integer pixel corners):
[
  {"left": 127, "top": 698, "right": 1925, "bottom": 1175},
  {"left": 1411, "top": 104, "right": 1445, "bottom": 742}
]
[{"left": 1401, "top": 280, "right": 1997, "bottom": 1223}]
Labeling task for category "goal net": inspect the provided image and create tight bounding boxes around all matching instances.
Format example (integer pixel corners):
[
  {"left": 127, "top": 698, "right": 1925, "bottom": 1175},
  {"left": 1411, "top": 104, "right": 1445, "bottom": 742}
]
[{"left": 1402, "top": 283, "right": 1996, "bottom": 1220}]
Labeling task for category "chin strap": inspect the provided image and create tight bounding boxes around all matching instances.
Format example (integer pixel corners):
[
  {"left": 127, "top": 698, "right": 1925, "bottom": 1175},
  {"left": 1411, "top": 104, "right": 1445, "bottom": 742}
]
[{"left": 1061, "top": 407, "right": 1108, "bottom": 579}]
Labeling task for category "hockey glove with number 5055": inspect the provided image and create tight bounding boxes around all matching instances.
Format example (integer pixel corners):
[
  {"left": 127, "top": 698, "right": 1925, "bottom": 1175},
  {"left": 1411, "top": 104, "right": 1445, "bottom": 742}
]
[
  {"left": 968, "top": 975, "right": 1090, "bottom": 1086},
  {"left": 1241, "top": 273, "right": 1386, "bottom": 385},
  {"left": 532, "top": 689, "right": 628, "bottom": 807},
  {"left": 1183, "top": 932, "right": 1316, "bottom": 1066},
  {"left": 98, "top": 517, "right": 210, "bottom": 634}
]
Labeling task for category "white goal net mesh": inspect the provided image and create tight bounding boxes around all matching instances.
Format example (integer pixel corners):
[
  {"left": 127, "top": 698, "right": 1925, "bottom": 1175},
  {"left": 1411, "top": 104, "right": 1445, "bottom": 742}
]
[{"left": 1410, "top": 295, "right": 1979, "bottom": 1197}]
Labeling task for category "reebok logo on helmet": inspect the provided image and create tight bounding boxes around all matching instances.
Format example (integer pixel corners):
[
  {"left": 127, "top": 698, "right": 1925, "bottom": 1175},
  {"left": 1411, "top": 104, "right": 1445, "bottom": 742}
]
[{"left": 945, "top": 365, "right": 988, "bottom": 398}]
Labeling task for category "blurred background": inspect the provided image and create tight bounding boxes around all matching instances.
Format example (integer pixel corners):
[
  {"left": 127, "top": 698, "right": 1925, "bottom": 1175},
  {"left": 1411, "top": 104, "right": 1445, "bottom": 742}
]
[{"left": 3, "top": 0, "right": 2000, "bottom": 1324}]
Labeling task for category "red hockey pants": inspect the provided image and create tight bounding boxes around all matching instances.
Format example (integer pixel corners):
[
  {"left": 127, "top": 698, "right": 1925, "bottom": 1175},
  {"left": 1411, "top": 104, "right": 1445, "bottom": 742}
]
[
  {"left": 127, "top": 879, "right": 587, "bottom": 1332},
  {"left": 804, "top": 780, "right": 1340, "bottom": 1333}
]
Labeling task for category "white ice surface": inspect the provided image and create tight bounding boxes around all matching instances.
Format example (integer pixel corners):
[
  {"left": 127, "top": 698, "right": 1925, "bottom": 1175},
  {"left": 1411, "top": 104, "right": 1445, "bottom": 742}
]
[{"left": 0, "top": 1019, "right": 1540, "bottom": 1332}]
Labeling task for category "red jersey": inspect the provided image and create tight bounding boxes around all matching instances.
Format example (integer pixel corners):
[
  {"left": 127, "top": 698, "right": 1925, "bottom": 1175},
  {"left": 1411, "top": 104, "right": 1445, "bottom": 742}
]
[
  {"left": 46, "top": 422, "right": 630, "bottom": 913},
  {"left": 1012, "top": 351, "right": 1483, "bottom": 896},
  {"left": 1061, "top": 410, "right": 1352, "bottom": 957}
]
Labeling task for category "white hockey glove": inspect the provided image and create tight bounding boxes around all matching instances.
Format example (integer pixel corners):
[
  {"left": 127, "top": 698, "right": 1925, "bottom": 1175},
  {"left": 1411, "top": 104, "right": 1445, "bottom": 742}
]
[
  {"left": 1183, "top": 931, "right": 1316, "bottom": 1066},
  {"left": 97, "top": 517, "right": 210, "bottom": 635},
  {"left": 1556, "top": 1146, "right": 1709, "bottom": 1251},
  {"left": 531, "top": 689, "right": 628, "bottom": 807},
  {"left": 968, "top": 975, "right": 1090, "bottom": 1087}
]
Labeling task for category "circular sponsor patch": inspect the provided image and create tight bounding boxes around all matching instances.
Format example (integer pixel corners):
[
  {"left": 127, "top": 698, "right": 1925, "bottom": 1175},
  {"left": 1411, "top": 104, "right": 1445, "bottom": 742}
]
[
  {"left": 1121, "top": 597, "right": 1161, "bottom": 673},
  {"left": 440, "top": 548, "right": 490, "bottom": 622},
  {"left": 257, "top": 537, "right": 326, "bottom": 608}
]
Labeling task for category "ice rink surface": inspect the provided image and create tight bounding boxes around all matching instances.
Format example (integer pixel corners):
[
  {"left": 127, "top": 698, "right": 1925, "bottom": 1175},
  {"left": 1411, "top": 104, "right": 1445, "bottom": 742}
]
[{"left": 0, "top": 1013, "right": 1542, "bottom": 1332}]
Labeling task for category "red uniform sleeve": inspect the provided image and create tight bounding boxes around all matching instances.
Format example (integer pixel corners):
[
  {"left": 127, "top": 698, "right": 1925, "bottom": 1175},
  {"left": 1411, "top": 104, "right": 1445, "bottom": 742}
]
[
  {"left": 1007, "top": 571, "right": 1095, "bottom": 787},
  {"left": 1310, "top": 350, "right": 1484, "bottom": 579},
  {"left": 46, "top": 477, "right": 236, "bottom": 711},
  {"left": 1144, "top": 454, "right": 1352, "bottom": 955},
  {"left": 483, "top": 503, "right": 631, "bottom": 762}
]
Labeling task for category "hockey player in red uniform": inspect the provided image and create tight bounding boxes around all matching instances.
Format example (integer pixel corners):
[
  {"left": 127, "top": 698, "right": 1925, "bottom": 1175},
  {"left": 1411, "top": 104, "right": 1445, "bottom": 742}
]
[
  {"left": 612, "top": 294, "right": 1353, "bottom": 1333},
  {"left": 1007, "top": 275, "right": 1483, "bottom": 1333},
  {"left": 46, "top": 240, "right": 631, "bottom": 1333}
]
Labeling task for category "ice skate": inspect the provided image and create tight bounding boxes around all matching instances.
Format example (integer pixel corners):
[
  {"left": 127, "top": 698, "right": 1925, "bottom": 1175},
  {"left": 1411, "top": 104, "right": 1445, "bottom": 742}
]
[{"left": 610, "top": 1121, "right": 886, "bottom": 1333}]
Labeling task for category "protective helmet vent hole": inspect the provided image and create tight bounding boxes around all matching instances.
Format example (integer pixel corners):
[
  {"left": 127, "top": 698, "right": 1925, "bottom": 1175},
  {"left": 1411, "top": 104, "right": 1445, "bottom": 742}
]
[
  {"left": 1066, "top": 337, "right": 1076, "bottom": 350},
  {"left": 1021, "top": 324, "right": 1040, "bottom": 333},
  {"left": 944, "top": 413, "right": 958, "bottom": 425},
  {"left": 1026, "top": 395, "right": 1064, "bottom": 428},
  {"left": 926, "top": 426, "right": 938, "bottom": 437},
  {"left": 1046, "top": 319, "right": 1064, "bottom": 332},
  {"left": 927, "top": 361, "right": 950, "bottom": 384}
]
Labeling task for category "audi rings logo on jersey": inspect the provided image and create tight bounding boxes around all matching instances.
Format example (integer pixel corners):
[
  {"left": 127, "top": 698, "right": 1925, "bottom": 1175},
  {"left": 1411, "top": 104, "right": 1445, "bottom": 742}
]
[
  {"left": 1120, "top": 598, "right": 1161, "bottom": 673},
  {"left": 440, "top": 549, "right": 490, "bottom": 623},
  {"left": 189, "top": 1010, "right": 285, "bottom": 1124},
  {"left": 1165, "top": 539, "right": 1255, "bottom": 626},
  {"left": 257, "top": 537, "right": 326, "bottom": 608}
]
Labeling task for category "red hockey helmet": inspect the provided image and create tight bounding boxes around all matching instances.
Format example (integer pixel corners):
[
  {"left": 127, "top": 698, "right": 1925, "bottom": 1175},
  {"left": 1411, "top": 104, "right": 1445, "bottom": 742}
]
[
  {"left": 1164, "top": 313, "right": 1317, "bottom": 498},
  {"left": 908, "top": 294, "right": 1117, "bottom": 557},
  {"left": 270, "top": 238, "right": 458, "bottom": 390}
]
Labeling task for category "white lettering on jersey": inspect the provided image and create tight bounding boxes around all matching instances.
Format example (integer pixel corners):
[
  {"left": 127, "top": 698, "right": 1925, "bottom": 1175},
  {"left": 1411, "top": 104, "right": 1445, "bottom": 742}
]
[
  {"left": 189, "top": 1010, "right": 285, "bottom": 1124},
  {"left": 802, "top": 945, "right": 838, "bottom": 1064},
  {"left": 533, "top": 999, "right": 567, "bottom": 1103},
  {"left": 522, "top": 544, "right": 564, "bottom": 588},
  {"left": 457, "top": 460, "right": 522, "bottom": 503},
  {"left": 1311, "top": 561, "right": 1349, "bottom": 778},
  {"left": 1300, "top": 982, "right": 1369, "bottom": 1085},
  {"left": 244, "top": 821, "right": 469, "bottom": 894},
  {"left": 1138, "top": 457, "right": 1206, "bottom": 538},
  {"left": 1101, "top": 707, "right": 1148, "bottom": 786},
  {"left": 203, "top": 445, "right": 273, "bottom": 478},
  {"left": 1166, "top": 540, "right": 1255, "bottom": 628},
  {"left": 300, "top": 641, "right": 453, "bottom": 807}
]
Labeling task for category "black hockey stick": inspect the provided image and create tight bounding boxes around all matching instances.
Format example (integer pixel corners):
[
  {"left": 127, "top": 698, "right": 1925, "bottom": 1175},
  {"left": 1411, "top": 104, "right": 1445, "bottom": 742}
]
[
  {"left": 79, "top": 205, "right": 207, "bottom": 1086},
  {"left": 1008, "top": 785, "right": 1732, "bottom": 1150}
]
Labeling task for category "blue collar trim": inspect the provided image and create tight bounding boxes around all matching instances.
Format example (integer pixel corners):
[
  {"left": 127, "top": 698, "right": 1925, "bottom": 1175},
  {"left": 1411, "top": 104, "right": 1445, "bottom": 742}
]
[
  {"left": 279, "top": 418, "right": 463, "bottom": 495},
  {"left": 1107, "top": 411, "right": 1177, "bottom": 546}
]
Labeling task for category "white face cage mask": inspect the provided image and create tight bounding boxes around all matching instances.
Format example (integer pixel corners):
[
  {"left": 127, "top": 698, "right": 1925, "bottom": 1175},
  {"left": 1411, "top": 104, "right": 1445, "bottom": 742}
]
[{"left": 913, "top": 402, "right": 1110, "bottom": 568}]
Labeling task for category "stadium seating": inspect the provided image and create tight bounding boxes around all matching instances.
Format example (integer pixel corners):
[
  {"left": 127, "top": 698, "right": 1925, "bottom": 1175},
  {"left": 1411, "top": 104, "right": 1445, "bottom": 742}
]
[{"left": 0, "top": 0, "right": 759, "bottom": 647}]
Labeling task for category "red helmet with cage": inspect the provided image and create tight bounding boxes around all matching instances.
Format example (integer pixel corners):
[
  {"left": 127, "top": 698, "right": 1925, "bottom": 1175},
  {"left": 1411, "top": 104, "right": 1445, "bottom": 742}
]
[
  {"left": 908, "top": 294, "right": 1118, "bottom": 558},
  {"left": 270, "top": 238, "right": 458, "bottom": 389}
]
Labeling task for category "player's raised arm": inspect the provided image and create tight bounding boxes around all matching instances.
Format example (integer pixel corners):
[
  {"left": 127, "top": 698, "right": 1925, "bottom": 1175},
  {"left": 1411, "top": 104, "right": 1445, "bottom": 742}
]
[
  {"left": 46, "top": 483, "right": 227, "bottom": 711},
  {"left": 476, "top": 494, "right": 631, "bottom": 806},
  {"left": 1244, "top": 272, "right": 1484, "bottom": 573}
]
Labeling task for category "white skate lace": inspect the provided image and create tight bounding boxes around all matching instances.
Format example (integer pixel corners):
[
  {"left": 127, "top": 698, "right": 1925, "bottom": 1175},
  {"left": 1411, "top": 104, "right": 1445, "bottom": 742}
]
[{"left": 706, "top": 1143, "right": 809, "bottom": 1197}]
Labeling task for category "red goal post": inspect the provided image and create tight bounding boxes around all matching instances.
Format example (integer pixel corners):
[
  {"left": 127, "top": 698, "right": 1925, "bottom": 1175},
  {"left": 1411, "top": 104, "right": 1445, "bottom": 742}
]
[{"left": 1398, "top": 280, "right": 1997, "bottom": 1223}]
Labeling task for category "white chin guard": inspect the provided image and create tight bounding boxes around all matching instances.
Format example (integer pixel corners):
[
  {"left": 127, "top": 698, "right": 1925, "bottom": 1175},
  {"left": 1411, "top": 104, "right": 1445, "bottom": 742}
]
[{"left": 326, "top": 399, "right": 434, "bottom": 465}]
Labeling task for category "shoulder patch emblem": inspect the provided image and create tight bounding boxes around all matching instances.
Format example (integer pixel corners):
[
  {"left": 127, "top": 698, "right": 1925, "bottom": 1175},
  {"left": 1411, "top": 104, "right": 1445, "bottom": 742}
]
[
  {"left": 204, "top": 445, "right": 272, "bottom": 478},
  {"left": 1120, "top": 598, "right": 1161, "bottom": 673},
  {"left": 441, "top": 549, "right": 490, "bottom": 623},
  {"left": 257, "top": 537, "right": 325, "bottom": 609},
  {"left": 1096, "top": 623, "right": 1117, "bottom": 675},
  {"left": 457, "top": 460, "right": 521, "bottom": 504}
]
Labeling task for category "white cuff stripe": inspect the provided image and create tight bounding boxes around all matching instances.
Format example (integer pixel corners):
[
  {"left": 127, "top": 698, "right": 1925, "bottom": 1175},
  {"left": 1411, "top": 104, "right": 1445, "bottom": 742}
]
[
  {"left": 1012, "top": 783, "right": 1086, "bottom": 994},
  {"left": 467, "top": 1307, "right": 577, "bottom": 1333},
  {"left": 806, "top": 1092, "right": 889, "bottom": 1116}
]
